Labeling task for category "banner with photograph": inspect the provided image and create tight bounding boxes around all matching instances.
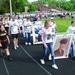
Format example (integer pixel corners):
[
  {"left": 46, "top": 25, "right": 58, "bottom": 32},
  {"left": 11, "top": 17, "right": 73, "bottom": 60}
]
[
  {"left": 32, "top": 25, "right": 43, "bottom": 44},
  {"left": 53, "top": 32, "right": 73, "bottom": 59}
]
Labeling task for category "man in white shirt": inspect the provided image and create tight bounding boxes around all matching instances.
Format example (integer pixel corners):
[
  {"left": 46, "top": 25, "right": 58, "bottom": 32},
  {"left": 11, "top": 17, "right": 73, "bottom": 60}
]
[
  {"left": 67, "top": 20, "right": 75, "bottom": 56},
  {"left": 9, "top": 17, "right": 21, "bottom": 50}
]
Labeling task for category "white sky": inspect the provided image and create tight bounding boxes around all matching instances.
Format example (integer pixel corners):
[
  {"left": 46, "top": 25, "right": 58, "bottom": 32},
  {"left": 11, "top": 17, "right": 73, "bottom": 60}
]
[
  {"left": 28, "top": 0, "right": 70, "bottom": 3},
  {"left": 28, "top": 0, "right": 38, "bottom": 3}
]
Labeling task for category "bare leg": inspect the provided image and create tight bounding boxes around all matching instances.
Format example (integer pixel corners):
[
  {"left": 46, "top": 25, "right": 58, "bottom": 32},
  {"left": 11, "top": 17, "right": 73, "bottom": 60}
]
[
  {"left": 1, "top": 49, "right": 5, "bottom": 57},
  {"left": 5, "top": 48, "right": 12, "bottom": 61}
]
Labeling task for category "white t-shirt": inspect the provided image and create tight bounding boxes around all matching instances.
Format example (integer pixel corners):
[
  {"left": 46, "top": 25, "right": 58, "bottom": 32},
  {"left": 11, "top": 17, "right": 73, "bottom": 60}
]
[
  {"left": 67, "top": 25, "right": 75, "bottom": 39},
  {"left": 34, "top": 21, "right": 42, "bottom": 25},
  {"left": 4, "top": 19, "right": 9, "bottom": 27},
  {"left": 24, "top": 21, "right": 32, "bottom": 33},
  {"left": 50, "top": 22, "right": 56, "bottom": 33},
  {"left": 42, "top": 27, "right": 54, "bottom": 43},
  {"left": 9, "top": 20, "right": 19, "bottom": 34},
  {"left": 17, "top": 19, "right": 23, "bottom": 27}
]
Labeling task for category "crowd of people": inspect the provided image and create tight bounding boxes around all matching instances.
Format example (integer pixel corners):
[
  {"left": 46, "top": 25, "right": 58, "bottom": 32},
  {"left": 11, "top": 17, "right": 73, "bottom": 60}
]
[{"left": 0, "top": 13, "right": 75, "bottom": 70}]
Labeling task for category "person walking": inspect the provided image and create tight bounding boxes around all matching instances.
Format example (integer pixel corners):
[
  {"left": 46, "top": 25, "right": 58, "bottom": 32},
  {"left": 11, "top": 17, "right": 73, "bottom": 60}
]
[
  {"left": 40, "top": 20, "right": 58, "bottom": 69},
  {"left": 67, "top": 20, "right": 75, "bottom": 57},
  {"left": 24, "top": 17, "right": 32, "bottom": 45},
  {"left": 9, "top": 17, "right": 21, "bottom": 50},
  {"left": 0, "top": 25, "right": 12, "bottom": 61}
]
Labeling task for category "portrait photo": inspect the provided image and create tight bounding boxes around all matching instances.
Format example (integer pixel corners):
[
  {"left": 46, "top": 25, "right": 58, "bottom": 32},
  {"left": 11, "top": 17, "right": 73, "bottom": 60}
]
[
  {"left": 53, "top": 32, "right": 73, "bottom": 59},
  {"left": 32, "top": 25, "right": 43, "bottom": 44}
]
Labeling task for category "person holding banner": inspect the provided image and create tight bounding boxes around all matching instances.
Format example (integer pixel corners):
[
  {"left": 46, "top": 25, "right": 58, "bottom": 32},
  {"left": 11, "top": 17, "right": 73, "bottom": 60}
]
[
  {"left": 67, "top": 20, "right": 75, "bottom": 57},
  {"left": 40, "top": 20, "right": 58, "bottom": 69},
  {"left": 24, "top": 17, "right": 32, "bottom": 45}
]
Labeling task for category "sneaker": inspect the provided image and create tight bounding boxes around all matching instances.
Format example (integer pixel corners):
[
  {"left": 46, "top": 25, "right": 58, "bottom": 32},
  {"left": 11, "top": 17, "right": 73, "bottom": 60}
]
[
  {"left": 40, "top": 59, "right": 45, "bottom": 64},
  {"left": 29, "top": 42, "right": 31, "bottom": 45},
  {"left": 7, "top": 55, "right": 12, "bottom": 61},
  {"left": 14, "top": 46, "right": 17, "bottom": 50},
  {"left": 2, "top": 53, "right": 5, "bottom": 58},
  {"left": 52, "top": 64, "right": 58, "bottom": 69},
  {"left": 8, "top": 57, "right": 12, "bottom": 61},
  {"left": 16, "top": 45, "right": 19, "bottom": 48},
  {"left": 25, "top": 42, "right": 28, "bottom": 45}
]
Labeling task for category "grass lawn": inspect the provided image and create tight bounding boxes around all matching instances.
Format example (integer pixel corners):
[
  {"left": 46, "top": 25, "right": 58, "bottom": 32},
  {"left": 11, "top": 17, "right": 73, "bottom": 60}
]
[{"left": 41, "top": 16, "right": 73, "bottom": 32}]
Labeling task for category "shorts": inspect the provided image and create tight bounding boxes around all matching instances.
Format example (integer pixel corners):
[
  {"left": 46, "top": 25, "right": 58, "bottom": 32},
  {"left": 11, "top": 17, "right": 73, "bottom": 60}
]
[
  {"left": 20, "top": 27, "right": 22, "bottom": 30},
  {"left": 11, "top": 34, "right": 18, "bottom": 39},
  {"left": 1, "top": 41, "right": 9, "bottom": 49}
]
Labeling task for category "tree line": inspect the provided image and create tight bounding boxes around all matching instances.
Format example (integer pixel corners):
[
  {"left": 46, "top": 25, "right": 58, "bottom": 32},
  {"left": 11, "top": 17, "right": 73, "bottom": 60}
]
[{"left": 0, "top": 0, "right": 75, "bottom": 14}]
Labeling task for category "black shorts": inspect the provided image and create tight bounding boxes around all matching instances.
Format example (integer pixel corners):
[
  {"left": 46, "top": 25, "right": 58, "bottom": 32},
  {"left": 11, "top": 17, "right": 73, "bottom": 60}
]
[
  {"left": 11, "top": 34, "right": 18, "bottom": 39},
  {"left": 5, "top": 27, "right": 9, "bottom": 35},
  {"left": 20, "top": 27, "right": 22, "bottom": 30},
  {"left": 1, "top": 41, "right": 9, "bottom": 49}
]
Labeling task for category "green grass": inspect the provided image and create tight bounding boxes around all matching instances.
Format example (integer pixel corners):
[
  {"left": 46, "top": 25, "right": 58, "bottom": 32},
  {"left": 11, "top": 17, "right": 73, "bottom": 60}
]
[{"left": 41, "top": 16, "right": 72, "bottom": 32}]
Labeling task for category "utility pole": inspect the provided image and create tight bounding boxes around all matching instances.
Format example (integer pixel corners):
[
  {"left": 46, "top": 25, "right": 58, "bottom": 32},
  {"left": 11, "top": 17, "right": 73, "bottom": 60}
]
[{"left": 9, "top": 0, "right": 12, "bottom": 16}]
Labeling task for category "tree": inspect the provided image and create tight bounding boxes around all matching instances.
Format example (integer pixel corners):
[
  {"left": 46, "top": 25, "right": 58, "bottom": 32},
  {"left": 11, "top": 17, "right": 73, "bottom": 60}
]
[
  {"left": 61, "top": 2, "right": 73, "bottom": 11},
  {"left": 0, "top": 0, "right": 28, "bottom": 14},
  {"left": 0, "top": 0, "right": 10, "bottom": 14},
  {"left": 28, "top": 4, "right": 36, "bottom": 12},
  {"left": 11, "top": 0, "right": 28, "bottom": 13},
  {"left": 70, "top": 0, "right": 75, "bottom": 10}
]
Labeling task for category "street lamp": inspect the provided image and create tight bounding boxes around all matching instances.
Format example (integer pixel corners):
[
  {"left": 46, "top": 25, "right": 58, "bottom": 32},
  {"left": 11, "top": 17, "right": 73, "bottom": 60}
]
[{"left": 9, "top": 0, "right": 12, "bottom": 16}]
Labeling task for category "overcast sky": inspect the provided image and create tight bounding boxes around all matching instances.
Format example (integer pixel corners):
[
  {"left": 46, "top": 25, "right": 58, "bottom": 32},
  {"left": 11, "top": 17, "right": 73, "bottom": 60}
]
[
  {"left": 28, "top": 0, "right": 38, "bottom": 3},
  {"left": 28, "top": 0, "right": 70, "bottom": 3}
]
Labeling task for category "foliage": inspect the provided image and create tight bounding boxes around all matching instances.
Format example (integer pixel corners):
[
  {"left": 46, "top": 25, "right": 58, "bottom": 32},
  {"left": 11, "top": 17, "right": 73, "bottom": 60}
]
[
  {"left": 0, "top": 0, "right": 75, "bottom": 14},
  {"left": 11, "top": 0, "right": 28, "bottom": 13},
  {"left": 70, "top": 0, "right": 75, "bottom": 11},
  {"left": 0, "top": 0, "right": 28, "bottom": 14},
  {"left": 0, "top": 0, "right": 9, "bottom": 14},
  {"left": 60, "top": 2, "right": 73, "bottom": 11},
  {"left": 28, "top": 4, "right": 36, "bottom": 12}
]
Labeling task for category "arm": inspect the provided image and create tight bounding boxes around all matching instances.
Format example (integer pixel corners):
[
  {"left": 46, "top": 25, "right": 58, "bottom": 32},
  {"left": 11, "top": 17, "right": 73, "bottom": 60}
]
[
  {"left": 7, "top": 35, "right": 10, "bottom": 44},
  {"left": 18, "top": 25, "right": 21, "bottom": 33},
  {"left": 0, "top": 42, "right": 2, "bottom": 47},
  {"left": 0, "top": 36, "right": 2, "bottom": 47},
  {"left": 41, "top": 32, "right": 48, "bottom": 48}
]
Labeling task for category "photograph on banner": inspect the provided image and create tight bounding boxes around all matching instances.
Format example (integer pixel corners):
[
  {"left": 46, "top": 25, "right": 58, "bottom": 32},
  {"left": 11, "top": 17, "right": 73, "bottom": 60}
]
[
  {"left": 53, "top": 33, "right": 73, "bottom": 59},
  {"left": 32, "top": 24, "right": 44, "bottom": 44}
]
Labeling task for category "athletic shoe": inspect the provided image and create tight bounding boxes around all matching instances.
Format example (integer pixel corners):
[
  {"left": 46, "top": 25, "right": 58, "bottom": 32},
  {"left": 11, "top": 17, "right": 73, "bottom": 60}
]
[
  {"left": 40, "top": 59, "right": 45, "bottom": 64},
  {"left": 25, "top": 42, "right": 28, "bottom": 45},
  {"left": 14, "top": 46, "right": 17, "bottom": 50},
  {"left": 16, "top": 45, "right": 19, "bottom": 48},
  {"left": 2, "top": 53, "right": 5, "bottom": 58},
  {"left": 29, "top": 42, "right": 31, "bottom": 45},
  {"left": 8, "top": 57, "right": 12, "bottom": 61},
  {"left": 52, "top": 64, "right": 58, "bottom": 69},
  {"left": 7, "top": 56, "right": 12, "bottom": 61}
]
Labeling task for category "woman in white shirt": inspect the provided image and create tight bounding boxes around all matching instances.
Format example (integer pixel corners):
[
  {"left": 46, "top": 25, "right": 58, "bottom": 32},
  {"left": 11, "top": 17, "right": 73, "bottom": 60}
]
[
  {"left": 40, "top": 20, "right": 58, "bottom": 69},
  {"left": 9, "top": 17, "right": 21, "bottom": 50},
  {"left": 24, "top": 17, "right": 32, "bottom": 45}
]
